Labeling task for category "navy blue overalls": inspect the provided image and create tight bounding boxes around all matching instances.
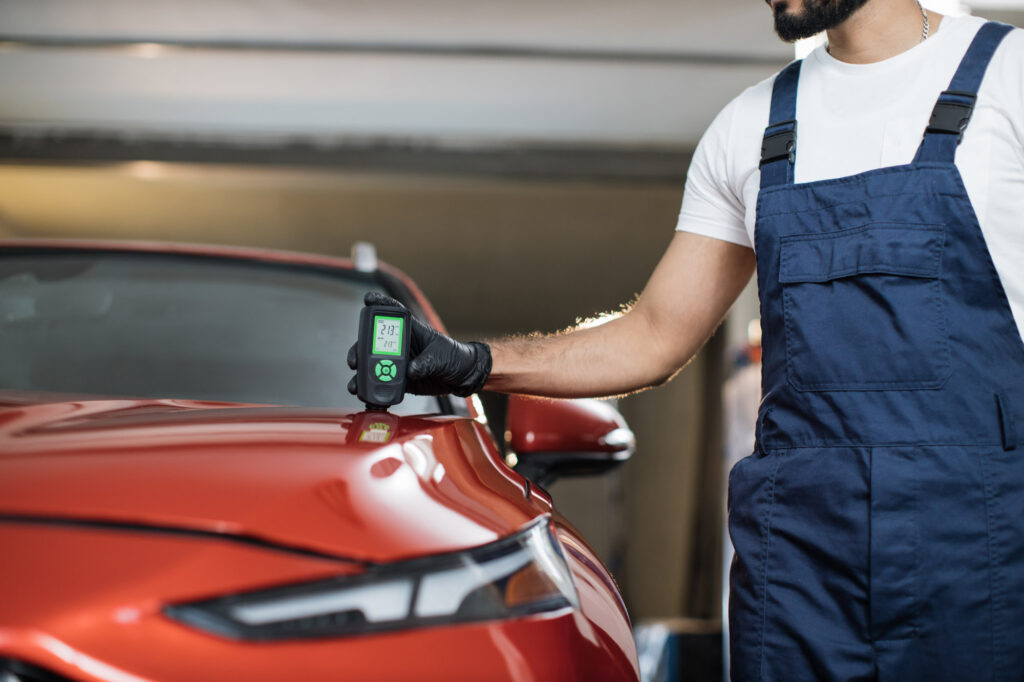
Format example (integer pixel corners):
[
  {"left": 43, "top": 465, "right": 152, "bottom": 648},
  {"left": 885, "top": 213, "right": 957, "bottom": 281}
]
[{"left": 728, "top": 22, "right": 1024, "bottom": 681}]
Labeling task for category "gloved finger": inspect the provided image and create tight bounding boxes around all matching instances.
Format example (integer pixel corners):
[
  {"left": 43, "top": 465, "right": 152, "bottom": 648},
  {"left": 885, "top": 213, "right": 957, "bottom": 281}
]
[
  {"left": 364, "top": 291, "right": 404, "bottom": 308},
  {"left": 347, "top": 377, "right": 358, "bottom": 395},
  {"left": 406, "top": 353, "right": 431, "bottom": 380},
  {"left": 347, "top": 343, "right": 358, "bottom": 369}
]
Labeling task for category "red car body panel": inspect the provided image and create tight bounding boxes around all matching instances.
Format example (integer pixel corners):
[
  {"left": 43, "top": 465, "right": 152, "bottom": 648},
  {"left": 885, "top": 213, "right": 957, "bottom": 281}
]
[
  {"left": 1, "top": 524, "right": 637, "bottom": 682},
  {"left": 0, "top": 240, "right": 639, "bottom": 681},
  {"left": 508, "top": 396, "right": 631, "bottom": 455},
  {"left": 0, "top": 397, "right": 540, "bottom": 562}
]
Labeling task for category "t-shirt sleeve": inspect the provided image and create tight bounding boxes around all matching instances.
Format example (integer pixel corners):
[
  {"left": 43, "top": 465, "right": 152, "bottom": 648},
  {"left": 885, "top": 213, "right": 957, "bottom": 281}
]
[{"left": 675, "top": 96, "right": 752, "bottom": 248}]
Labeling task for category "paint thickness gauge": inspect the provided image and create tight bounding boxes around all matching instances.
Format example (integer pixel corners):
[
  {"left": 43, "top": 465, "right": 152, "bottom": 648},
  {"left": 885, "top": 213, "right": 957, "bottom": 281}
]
[{"left": 356, "top": 304, "right": 411, "bottom": 410}]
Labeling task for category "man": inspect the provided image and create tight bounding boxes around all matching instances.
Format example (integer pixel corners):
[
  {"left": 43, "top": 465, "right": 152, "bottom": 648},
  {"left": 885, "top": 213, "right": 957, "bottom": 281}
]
[{"left": 351, "top": 1, "right": 1024, "bottom": 679}]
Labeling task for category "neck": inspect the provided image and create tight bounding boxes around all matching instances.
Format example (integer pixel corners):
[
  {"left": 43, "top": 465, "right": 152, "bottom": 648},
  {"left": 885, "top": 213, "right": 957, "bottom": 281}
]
[{"left": 825, "top": 0, "right": 941, "bottom": 64}]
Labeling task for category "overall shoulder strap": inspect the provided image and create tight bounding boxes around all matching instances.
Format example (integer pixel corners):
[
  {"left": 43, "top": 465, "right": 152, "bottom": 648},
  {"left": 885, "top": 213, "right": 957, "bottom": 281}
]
[
  {"left": 915, "top": 21, "right": 1015, "bottom": 163},
  {"left": 760, "top": 60, "right": 802, "bottom": 190}
]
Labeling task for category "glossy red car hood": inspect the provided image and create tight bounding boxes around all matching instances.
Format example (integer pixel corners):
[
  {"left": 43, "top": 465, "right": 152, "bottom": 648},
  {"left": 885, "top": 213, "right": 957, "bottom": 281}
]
[{"left": 0, "top": 392, "right": 545, "bottom": 563}]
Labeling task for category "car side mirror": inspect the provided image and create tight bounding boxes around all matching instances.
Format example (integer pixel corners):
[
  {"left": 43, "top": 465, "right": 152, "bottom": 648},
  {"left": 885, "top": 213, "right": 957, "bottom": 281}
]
[{"left": 505, "top": 396, "right": 635, "bottom": 488}]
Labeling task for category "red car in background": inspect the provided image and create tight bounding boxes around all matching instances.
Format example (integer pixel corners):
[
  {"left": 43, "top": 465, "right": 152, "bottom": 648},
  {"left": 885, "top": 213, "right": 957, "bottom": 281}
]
[{"left": 0, "top": 241, "right": 639, "bottom": 682}]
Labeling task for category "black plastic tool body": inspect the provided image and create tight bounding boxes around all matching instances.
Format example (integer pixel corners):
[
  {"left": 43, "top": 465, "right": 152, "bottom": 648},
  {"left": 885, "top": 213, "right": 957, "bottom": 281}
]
[{"left": 356, "top": 304, "right": 411, "bottom": 410}]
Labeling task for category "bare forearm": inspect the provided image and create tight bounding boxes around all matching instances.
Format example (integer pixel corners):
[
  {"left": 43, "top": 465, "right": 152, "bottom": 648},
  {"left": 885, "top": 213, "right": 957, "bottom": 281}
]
[
  {"left": 482, "top": 232, "right": 755, "bottom": 399},
  {"left": 484, "top": 313, "right": 680, "bottom": 398}
]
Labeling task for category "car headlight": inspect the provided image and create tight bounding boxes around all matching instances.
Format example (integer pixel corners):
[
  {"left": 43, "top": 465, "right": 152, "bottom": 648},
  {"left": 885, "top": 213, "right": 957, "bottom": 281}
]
[{"left": 164, "top": 518, "right": 578, "bottom": 640}]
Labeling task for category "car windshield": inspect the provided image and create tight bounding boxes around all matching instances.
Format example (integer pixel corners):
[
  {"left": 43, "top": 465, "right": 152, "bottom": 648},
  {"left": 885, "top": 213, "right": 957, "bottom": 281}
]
[{"left": 0, "top": 250, "right": 440, "bottom": 415}]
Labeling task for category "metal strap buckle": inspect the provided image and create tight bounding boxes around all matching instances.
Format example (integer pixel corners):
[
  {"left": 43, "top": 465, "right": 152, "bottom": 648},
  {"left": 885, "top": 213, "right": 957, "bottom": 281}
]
[{"left": 760, "top": 120, "right": 797, "bottom": 167}]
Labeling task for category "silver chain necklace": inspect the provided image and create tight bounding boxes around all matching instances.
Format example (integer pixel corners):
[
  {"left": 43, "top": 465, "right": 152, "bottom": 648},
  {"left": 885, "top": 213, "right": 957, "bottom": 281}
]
[{"left": 826, "top": 1, "right": 930, "bottom": 55}]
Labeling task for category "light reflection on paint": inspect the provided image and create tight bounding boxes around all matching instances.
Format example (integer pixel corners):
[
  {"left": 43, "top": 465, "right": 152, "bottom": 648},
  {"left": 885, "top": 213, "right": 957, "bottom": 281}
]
[
  {"left": 470, "top": 394, "right": 488, "bottom": 424},
  {"left": 402, "top": 435, "right": 442, "bottom": 483},
  {"left": 401, "top": 435, "right": 448, "bottom": 486},
  {"left": 29, "top": 632, "right": 149, "bottom": 682},
  {"left": 113, "top": 607, "right": 142, "bottom": 624},
  {"left": 486, "top": 627, "right": 538, "bottom": 682}
]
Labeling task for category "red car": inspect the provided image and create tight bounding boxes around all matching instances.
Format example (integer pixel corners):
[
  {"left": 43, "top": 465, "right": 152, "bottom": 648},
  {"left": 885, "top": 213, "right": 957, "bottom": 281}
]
[{"left": 0, "top": 240, "right": 640, "bottom": 682}]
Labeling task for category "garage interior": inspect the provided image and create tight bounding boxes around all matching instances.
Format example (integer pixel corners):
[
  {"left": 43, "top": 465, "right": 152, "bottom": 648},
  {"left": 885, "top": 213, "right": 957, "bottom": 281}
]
[{"left": 2, "top": 0, "right": 1021, "bottom": 677}]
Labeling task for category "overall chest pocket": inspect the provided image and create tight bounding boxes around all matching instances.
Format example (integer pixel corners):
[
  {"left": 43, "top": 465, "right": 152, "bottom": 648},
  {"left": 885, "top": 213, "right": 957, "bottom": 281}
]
[{"left": 780, "top": 224, "right": 950, "bottom": 392}]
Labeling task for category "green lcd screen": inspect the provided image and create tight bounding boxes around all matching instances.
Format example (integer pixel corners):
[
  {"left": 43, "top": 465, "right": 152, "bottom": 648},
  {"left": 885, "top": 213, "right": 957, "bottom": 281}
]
[{"left": 372, "top": 316, "right": 404, "bottom": 356}]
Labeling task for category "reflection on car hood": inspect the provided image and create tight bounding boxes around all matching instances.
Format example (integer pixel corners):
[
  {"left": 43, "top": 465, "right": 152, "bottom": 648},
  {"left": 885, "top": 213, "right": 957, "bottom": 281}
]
[{"left": 0, "top": 392, "right": 544, "bottom": 563}]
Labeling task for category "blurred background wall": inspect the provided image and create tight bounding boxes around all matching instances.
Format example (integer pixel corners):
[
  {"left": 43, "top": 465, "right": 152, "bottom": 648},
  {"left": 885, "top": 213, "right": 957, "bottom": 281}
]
[{"left": 1, "top": 0, "right": 1019, "bottom": 627}]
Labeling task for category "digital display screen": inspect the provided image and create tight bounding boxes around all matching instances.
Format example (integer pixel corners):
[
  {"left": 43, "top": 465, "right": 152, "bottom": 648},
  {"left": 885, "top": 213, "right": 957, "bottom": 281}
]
[{"left": 372, "top": 315, "right": 404, "bottom": 356}]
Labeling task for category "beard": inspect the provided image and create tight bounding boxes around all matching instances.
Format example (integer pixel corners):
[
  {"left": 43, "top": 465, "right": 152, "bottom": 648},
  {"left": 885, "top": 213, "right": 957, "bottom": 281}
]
[{"left": 771, "top": 0, "right": 871, "bottom": 42}]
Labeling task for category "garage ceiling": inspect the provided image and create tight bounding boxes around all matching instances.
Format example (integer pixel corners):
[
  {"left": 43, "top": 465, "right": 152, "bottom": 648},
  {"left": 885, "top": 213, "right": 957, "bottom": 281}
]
[
  {"left": 0, "top": 0, "right": 791, "bottom": 150},
  {"left": 2, "top": 1, "right": 1018, "bottom": 155}
]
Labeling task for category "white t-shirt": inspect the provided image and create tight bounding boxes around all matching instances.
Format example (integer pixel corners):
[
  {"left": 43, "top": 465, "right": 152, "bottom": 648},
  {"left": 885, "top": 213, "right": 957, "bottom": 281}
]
[{"left": 676, "top": 15, "right": 1024, "bottom": 341}]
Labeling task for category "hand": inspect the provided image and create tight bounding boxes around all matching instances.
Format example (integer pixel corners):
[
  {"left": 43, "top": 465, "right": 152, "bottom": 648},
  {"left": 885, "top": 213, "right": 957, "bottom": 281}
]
[{"left": 347, "top": 292, "right": 492, "bottom": 397}]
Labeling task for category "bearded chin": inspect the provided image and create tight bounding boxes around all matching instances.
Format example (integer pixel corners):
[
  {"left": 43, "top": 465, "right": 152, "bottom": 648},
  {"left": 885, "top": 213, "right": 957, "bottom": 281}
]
[{"left": 773, "top": 0, "right": 872, "bottom": 42}]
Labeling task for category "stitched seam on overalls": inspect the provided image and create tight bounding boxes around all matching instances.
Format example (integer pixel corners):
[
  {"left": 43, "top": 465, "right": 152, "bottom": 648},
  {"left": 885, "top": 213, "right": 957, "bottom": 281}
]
[
  {"left": 760, "top": 440, "right": 1004, "bottom": 450},
  {"left": 782, "top": 264, "right": 935, "bottom": 280},
  {"left": 778, "top": 222, "right": 944, "bottom": 247},
  {"left": 754, "top": 160, "right": 955, "bottom": 198},
  {"left": 979, "top": 449, "right": 1005, "bottom": 681},
  {"left": 871, "top": 459, "right": 923, "bottom": 644},
  {"left": 757, "top": 455, "right": 785, "bottom": 681},
  {"left": 910, "top": 459, "right": 921, "bottom": 639},
  {"left": 752, "top": 167, "right": 936, "bottom": 219},
  {"left": 756, "top": 163, "right": 914, "bottom": 201},
  {"left": 757, "top": 190, "right": 965, "bottom": 219},
  {"left": 944, "top": 165, "right": 1024, "bottom": 367}
]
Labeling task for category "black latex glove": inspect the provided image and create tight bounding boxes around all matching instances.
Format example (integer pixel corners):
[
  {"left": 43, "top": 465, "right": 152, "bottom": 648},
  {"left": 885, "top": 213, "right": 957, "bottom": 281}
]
[{"left": 347, "top": 292, "right": 492, "bottom": 397}]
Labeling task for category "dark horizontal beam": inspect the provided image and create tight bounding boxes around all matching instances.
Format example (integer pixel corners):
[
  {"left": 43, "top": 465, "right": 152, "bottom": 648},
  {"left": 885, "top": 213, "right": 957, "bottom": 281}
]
[
  {"left": 0, "top": 130, "right": 693, "bottom": 183},
  {"left": 0, "top": 34, "right": 789, "bottom": 67}
]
